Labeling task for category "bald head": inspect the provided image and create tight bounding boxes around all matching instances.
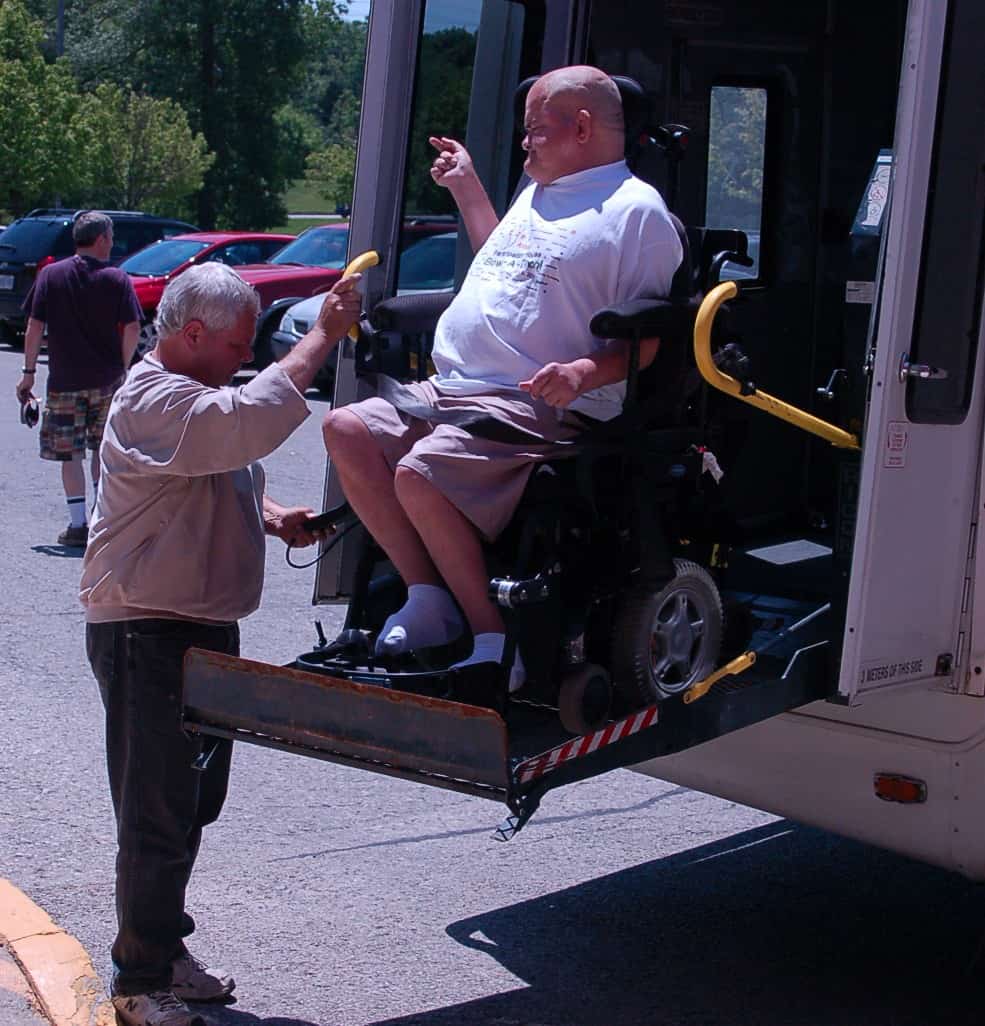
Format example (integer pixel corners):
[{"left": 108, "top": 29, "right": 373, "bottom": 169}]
[
  {"left": 533, "top": 66, "right": 624, "bottom": 135},
  {"left": 522, "top": 66, "right": 626, "bottom": 184}
]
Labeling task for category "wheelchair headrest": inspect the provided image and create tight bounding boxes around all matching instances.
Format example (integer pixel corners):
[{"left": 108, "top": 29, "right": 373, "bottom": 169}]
[{"left": 513, "top": 73, "right": 650, "bottom": 158}]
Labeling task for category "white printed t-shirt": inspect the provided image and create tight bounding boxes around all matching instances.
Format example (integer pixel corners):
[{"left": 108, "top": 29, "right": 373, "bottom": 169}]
[{"left": 431, "top": 159, "right": 683, "bottom": 421}]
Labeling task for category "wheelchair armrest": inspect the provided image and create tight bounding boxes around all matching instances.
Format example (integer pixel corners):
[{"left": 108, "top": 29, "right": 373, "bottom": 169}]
[
  {"left": 369, "top": 291, "right": 456, "bottom": 334},
  {"left": 707, "top": 250, "right": 754, "bottom": 288},
  {"left": 589, "top": 298, "right": 695, "bottom": 340},
  {"left": 696, "top": 228, "right": 753, "bottom": 289}
]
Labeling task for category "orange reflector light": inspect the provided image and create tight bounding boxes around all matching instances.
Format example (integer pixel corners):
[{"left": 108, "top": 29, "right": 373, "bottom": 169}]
[{"left": 874, "top": 773, "right": 927, "bottom": 804}]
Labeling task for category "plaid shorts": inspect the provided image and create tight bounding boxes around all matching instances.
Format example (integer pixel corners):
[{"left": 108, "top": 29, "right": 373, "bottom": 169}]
[{"left": 40, "top": 382, "right": 120, "bottom": 461}]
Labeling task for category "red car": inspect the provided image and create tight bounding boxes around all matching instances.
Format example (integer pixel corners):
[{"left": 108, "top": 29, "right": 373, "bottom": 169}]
[
  {"left": 122, "top": 231, "right": 297, "bottom": 355},
  {"left": 126, "top": 219, "right": 457, "bottom": 366}
]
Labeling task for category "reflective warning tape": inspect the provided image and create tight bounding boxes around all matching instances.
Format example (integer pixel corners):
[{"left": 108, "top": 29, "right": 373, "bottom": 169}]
[{"left": 515, "top": 704, "right": 660, "bottom": 785}]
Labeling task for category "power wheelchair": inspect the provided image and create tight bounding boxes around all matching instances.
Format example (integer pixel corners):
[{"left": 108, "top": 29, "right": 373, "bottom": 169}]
[{"left": 294, "top": 204, "right": 753, "bottom": 734}]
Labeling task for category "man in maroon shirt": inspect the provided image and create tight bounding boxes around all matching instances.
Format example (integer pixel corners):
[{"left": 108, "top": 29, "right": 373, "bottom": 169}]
[{"left": 15, "top": 211, "right": 143, "bottom": 547}]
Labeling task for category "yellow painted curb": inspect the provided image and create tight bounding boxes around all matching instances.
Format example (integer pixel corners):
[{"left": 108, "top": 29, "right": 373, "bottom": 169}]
[{"left": 0, "top": 879, "right": 115, "bottom": 1026}]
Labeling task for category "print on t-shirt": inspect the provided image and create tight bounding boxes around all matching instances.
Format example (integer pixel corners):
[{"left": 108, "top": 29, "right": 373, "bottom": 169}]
[{"left": 471, "top": 221, "right": 573, "bottom": 295}]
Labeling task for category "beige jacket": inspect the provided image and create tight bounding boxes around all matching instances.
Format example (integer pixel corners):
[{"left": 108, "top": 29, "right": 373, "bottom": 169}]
[{"left": 80, "top": 354, "right": 309, "bottom": 624}]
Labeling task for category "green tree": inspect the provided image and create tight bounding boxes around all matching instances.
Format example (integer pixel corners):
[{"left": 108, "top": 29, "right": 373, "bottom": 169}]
[
  {"left": 706, "top": 86, "right": 766, "bottom": 229},
  {"left": 60, "top": 0, "right": 313, "bottom": 229},
  {"left": 303, "top": 85, "right": 360, "bottom": 212},
  {"left": 73, "top": 84, "right": 214, "bottom": 217},
  {"left": 305, "top": 143, "right": 355, "bottom": 210},
  {"left": 403, "top": 28, "right": 475, "bottom": 215},
  {"left": 274, "top": 103, "right": 325, "bottom": 186},
  {"left": 296, "top": 5, "right": 366, "bottom": 129},
  {"left": 54, "top": 0, "right": 364, "bottom": 226},
  {"left": 0, "top": 0, "right": 85, "bottom": 215}
]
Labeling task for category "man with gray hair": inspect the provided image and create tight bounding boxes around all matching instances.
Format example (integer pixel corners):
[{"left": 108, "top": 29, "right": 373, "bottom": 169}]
[
  {"left": 80, "top": 262, "right": 362, "bottom": 1026},
  {"left": 16, "top": 210, "right": 142, "bottom": 547}
]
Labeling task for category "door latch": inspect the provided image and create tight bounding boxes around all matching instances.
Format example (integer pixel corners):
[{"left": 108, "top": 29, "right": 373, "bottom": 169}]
[
  {"left": 899, "top": 352, "right": 948, "bottom": 383},
  {"left": 816, "top": 368, "right": 847, "bottom": 401}
]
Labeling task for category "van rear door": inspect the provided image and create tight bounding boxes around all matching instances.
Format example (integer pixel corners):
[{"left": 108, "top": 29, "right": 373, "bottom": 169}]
[{"left": 839, "top": 0, "right": 985, "bottom": 702}]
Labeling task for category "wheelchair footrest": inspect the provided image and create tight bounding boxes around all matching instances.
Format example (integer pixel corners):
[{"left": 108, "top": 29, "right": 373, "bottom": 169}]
[{"left": 181, "top": 649, "right": 511, "bottom": 798}]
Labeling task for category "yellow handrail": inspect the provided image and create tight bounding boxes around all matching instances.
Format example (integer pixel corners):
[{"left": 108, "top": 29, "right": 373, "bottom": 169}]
[
  {"left": 694, "top": 282, "right": 860, "bottom": 451},
  {"left": 342, "top": 249, "right": 381, "bottom": 340}
]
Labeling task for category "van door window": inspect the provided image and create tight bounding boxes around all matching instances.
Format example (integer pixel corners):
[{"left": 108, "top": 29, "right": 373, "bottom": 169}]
[
  {"left": 393, "top": 0, "right": 537, "bottom": 291},
  {"left": 906, "top": 0, "right": 985, "bottom": 425},
  {"left": 706, "top": 85, "right": 767, "bottom": 280}
]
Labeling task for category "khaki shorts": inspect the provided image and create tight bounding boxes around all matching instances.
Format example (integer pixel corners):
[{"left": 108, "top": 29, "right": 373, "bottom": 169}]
[
  {"left": 40, "top": 382, "right": 119, "bottom": 462},
  {"left": 347, "top": 380, "right": 585, "bottom": 541}
]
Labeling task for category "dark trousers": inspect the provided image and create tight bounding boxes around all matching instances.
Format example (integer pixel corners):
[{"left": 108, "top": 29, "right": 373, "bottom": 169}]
[{"left": 86, "top": 618, "right": 238, "bottom": 996}]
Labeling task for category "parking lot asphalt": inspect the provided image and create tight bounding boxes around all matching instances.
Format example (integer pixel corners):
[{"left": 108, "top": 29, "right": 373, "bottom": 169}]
[{"left": 5, "top": 342, "right": 985, "bottom": 1026}]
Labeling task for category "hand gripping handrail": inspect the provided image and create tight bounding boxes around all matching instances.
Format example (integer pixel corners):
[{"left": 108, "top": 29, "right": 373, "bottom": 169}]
[{"left": 694, "top": 282, "right": 860, "bottom": 451}]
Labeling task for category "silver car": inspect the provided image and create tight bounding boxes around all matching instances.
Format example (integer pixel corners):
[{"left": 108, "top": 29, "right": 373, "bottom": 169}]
[{"left": 270, "top": 231, "right": 458, "bottom": 394}]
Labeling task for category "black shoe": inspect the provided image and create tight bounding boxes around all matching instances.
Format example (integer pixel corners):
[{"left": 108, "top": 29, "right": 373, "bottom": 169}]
[{"left": 57, "top": 524, "right": 88, "bottom": 547}]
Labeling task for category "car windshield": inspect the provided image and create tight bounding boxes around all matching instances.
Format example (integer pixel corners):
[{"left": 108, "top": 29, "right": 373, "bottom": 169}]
[
  {"left": 269, "top": 227, "right": 349, "bottom": 268},
  {"left": 121, "top": 240, "right": 210, "bottom": 276},
  {"left": 396, "top": 233, "right": 457, "bottom": 291},
  {"left": 0, "top": 219, "right": 71, "bottom": 261}
]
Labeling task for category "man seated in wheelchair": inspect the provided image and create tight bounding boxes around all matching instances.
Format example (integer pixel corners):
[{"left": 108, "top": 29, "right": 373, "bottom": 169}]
[{"left": 323, "top": 65, "right": 682, "bottom": 693}]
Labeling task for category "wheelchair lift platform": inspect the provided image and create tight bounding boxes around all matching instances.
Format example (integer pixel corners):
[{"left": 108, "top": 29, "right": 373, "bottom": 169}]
[{"left": 182, "top": 617, "right": 829, "bottom": 838}]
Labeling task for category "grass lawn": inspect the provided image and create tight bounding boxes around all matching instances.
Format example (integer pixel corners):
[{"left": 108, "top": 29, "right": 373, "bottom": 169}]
[
  {"left": 283, "top": 180, "right": 337, "bottom": 214},
  {"left": 267, "top": 216, "right": 337, "bottom": 235},
  {"left": 269, "top": 181, "right": 347, "bottom": 234}
]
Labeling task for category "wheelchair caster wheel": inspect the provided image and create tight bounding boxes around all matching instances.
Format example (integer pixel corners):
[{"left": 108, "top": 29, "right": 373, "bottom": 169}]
[{"left": 558, "top": 663, "right": 612, "bottom": 735}]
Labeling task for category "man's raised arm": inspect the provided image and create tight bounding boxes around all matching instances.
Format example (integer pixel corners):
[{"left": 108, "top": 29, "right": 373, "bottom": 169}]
[{"left": 429, "top": 136, "right": 499, "bottom": 252}]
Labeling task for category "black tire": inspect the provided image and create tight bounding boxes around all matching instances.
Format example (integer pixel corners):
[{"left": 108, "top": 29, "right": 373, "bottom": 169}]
[
  {"left": 558, "top": 663, "right": 612, "bottom": 735},
  {"left": 251, "top": 321, "right": 276, "bottom": 371},
  {"left": 610, "top": 559, "right": 723, "bottom": 706},
  {"left": 314, "top": 366, "right": 335, "bottom": 397},
  {"left": 1, "top": 321, "right": 24, "bottom": 350},
  {"left": 133, "top": 316, "right": 157, "bottom": 363}
]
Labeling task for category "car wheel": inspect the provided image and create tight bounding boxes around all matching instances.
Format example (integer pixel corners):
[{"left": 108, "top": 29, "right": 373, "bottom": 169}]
[
  {"left": 252, "top": 320, "right": 277, "bottom": 371},
  {"left": 315, "top": 366, "right": 335, "bottom": 397},
  {"left": 2, "top": 324, "right": 24, "bottom": 351},
  {"left": 135, "top": 317, "right": 157, "bottom": 362}
]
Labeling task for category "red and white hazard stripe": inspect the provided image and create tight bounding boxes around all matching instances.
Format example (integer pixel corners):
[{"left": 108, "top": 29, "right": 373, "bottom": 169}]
[{"left": 515, "top": 704, "right": 660, "bottom": 785}]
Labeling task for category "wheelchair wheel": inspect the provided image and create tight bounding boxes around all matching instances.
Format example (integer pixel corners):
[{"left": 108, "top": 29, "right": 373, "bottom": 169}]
[
  {"left": 558, "top": 663, "right": 612, "bottom": 735},
  {"left": 611, "top": 559, "right": 723, "bottom": 705}
]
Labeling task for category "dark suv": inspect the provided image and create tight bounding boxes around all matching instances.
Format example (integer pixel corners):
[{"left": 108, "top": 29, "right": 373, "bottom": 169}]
[{"left": 0, "top": 209, "right": 197, "bottom": 345}]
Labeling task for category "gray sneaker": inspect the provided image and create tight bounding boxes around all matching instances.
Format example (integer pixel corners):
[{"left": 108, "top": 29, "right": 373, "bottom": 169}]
[
  {"left": 170, "top": 952, "right": 236, "bottom": 1003},
  {"left": 112, "top": 990, "right": 204, "bottom": 1026},
  {"left": 56, "top": 523, "right": 88, "bottom": 547}
]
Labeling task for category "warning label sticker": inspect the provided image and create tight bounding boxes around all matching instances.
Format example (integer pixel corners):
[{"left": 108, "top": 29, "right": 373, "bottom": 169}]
[
  {"left": 845, "top": 280, "right": 875, "bottom": 304},
  {"left": 885, "top": 421, "right": 908, "bottom": 468},
  {"left": 859, "top": 656, "right": 929, "bottom": 688}
]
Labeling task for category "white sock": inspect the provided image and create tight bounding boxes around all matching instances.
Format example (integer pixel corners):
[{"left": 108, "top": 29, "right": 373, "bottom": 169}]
[
  {"left": 452, "top": 632, "right": 527, "bottom": 693},
  {"left": 67, "top": 496, "right": 86, "bottom": 528},
  {"left": 375, "top": 584, "right": 464, "bottom": 655}
]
